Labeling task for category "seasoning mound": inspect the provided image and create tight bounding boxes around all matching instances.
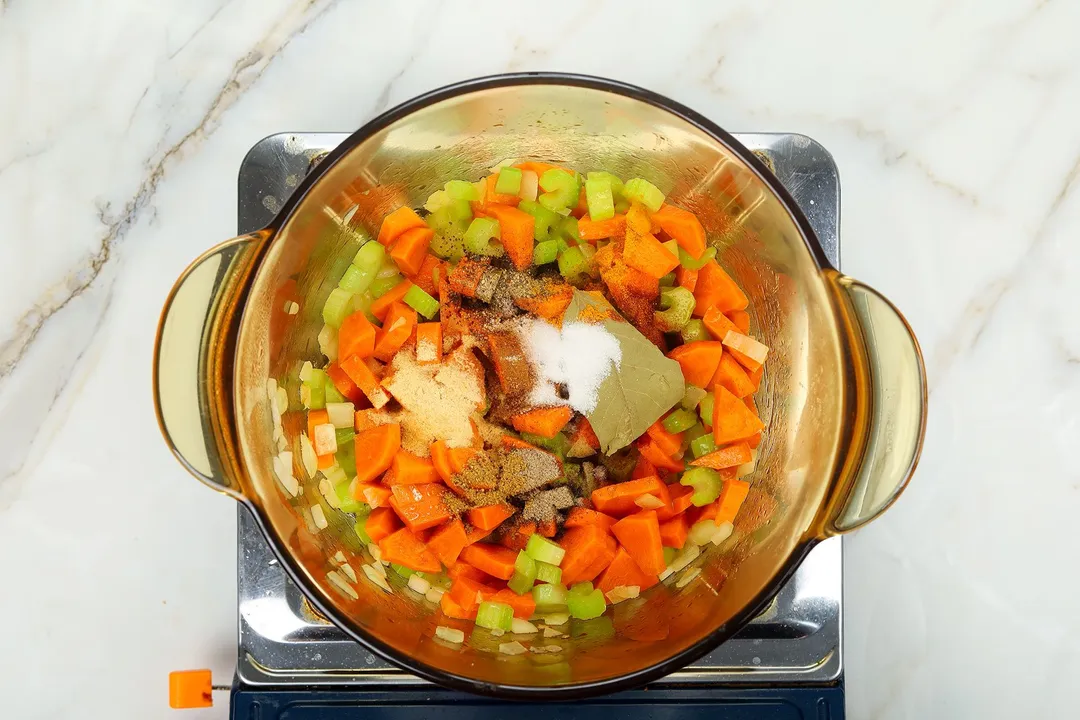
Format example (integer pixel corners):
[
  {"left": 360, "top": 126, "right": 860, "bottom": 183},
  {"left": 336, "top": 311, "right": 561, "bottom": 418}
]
[{"left": 520, "top": 318, "right": 621, "bottom": 414}]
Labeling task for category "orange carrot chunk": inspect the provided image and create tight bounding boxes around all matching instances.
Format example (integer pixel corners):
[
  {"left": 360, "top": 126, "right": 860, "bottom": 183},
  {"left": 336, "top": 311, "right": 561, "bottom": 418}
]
[
  {"left": 714, "top": 478, "right": 751, "bottom": 525},
  {"left": 379, "top": 527, "right": 441, "bottom": 573},
  {"left": 711, "top": 352, "right": 755, "bottom": 398},
  {"left": 326, "top": 362, "right": 366, "bottom": 405},
  {"left": 596, "top": 546, "right": 658, "bottom": 593},
  {"left": 646, "top": 418, "right": 684, "bottom": 456},
  {"left": 691, "top": 442, "right": 752, "bottom": 470},
  {"left": 491, "top": 587, "right": 536, "bottom": 619},
  {"left": 378, "top": 206, "right": 427, "bottom": 247},
  {"left": 306, "top": 409, "right": 329, "bottom": 440},
  {"left": 390, "top": 226, "right": 435, "bottom": 276},
  {"left": 636, "top": 437, "right": 685, "bottom": 472},
  {"left": 659, "top": 514, "right": 690, "bottom": 549},
  {"left": 727, "top": 309, "right": 751, "bottom": 333},
  {"left": 353, "top": 423, "right": 400, "bottom": 484},
  {"left": 460, "top": 543, "right": 519, "bottom": 580},
  {"left": 702, "top": 305, "right": 739, "bottom": 339},
  {"left": 338, "top": 311, "right": 377, "bottom": 362},
  {"left": 693, "top": 260, "right": 748, "bottom": 315},
  {"left": 559, "top": 525, "right": 617, "bottom": 585},
  {"left": 369, "top": 279, "right": 414, "bottom": 322},
  {"left": 373, "top": 301, "right": 417, "bottom": 362},
  {"left": 429, "top": 440, "right": 454, "bottom": 484},
  {"left": 652, "top": 204, "right": 707, "bottom": 259},
  {"left": 713, "top": 386, "right": 765, "bottom": 445},
  {"left": 427, "top": 518, "right": 468, "bottom": 567},
  {"left": 390, "top": 450, "right": 440, "bottom": 485},
  {"left": 668, "top": 341, "right": 724, "bottom": 388},
  {"left": 439, "top": 591, "right": 475, "bottom": 620},
  {"left": 611, "top": 510, "right": 666, "bottom": 576},
  {"left": 483, "top": 204, "right": 535, "bottom": 271},
  {"left": 339, "top": 354, "right": 391, "bottom": 409},
  {"left": 590, "top": 476, "right": 671, "bottom": 517},
  {"left": 365, "top": 507, "right": 402, "bottom": 544},
  {"left": 564, "top": 507, "right": 618, "bottom": 532},
  {"left": 467, "top": 504, "right": 515, "bottom": 532},
  {"left": 510, "top": 406, "right": 573, "bottom": 439},
  {"left": 675, "top": 266, "right": 698, "bottom": 293},
  {"left": 624, "top": 230, "right": 680, "bottom": 279},
  {"left": 578, "top": 213, "right": 627, "bottom": 241},
  {"left": 389, "top": 483, "right": 452, "bottom": 532}
]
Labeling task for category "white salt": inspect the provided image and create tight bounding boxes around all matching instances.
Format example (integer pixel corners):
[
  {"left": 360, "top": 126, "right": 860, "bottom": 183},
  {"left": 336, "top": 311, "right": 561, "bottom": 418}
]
[{"left": 520, "top": 318, "right": 621, "bottom": 414}]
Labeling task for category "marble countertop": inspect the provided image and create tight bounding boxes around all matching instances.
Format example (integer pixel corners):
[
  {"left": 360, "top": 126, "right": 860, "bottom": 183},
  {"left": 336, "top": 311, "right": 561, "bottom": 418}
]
[{"left": 2, "top": 0, "right": 1078, "bottom": 717}]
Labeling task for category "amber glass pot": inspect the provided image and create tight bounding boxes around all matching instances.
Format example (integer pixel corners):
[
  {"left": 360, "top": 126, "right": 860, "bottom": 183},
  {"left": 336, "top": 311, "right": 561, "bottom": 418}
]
[{"left": 153, "top": 74, "right": 926, "bottom": 698}]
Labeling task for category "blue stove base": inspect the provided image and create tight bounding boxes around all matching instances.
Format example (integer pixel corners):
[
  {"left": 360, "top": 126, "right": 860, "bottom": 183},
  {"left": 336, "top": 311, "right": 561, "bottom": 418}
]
[{"left": 231, "top": 683, "right": 844, "bottom": 719}]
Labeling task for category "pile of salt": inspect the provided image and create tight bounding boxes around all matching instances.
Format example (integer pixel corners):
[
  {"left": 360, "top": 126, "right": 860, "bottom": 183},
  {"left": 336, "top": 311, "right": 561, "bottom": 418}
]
[{"left": 519, "top": 318, "right": 621, "bottom": 414}]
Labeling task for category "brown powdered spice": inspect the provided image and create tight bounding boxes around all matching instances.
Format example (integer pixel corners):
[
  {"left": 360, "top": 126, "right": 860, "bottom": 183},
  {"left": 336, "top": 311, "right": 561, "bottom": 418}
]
[{"left": 451, "top": 447, "right": 561, "bottom": 508}]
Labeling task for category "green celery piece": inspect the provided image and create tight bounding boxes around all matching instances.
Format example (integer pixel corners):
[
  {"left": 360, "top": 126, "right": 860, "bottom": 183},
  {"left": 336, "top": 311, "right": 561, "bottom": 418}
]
[
  {"left": 336, "top": 439, "right": 357, "bottom": 476},
  {"left": 302, "top": 372, "right": 325, "bottom": 410},
  {"left": 339, "top": 264, "right": 372, "bottom": 294},
  {"left": 568, "top": 581, "right": 594, "bottom": 597},
  {"left": 475, "top": 601, "right": 514, "bottom": 631},
  {"left": 391, "top": 563, "right": 415, "bottom": 578},
  {"left": 535, "top": 561, "right": 562, "bottom": 585},
  {"left": 532, "top": 582, "right": 569, "bottom": 611},
  {"left": 324, "top": 381, "right": 346, "bottom": 404},
  {"left": 698, "top": 392, "right": 715, "bottom": 427},
  {"left": 525, "top": 534, "right": 566, "bottom": 566},
  {"left": 447, "top": 199, "right": 473, "bottom": 223},
  {"left": 683, "top": 422, "right": 708, "bottom": 445},
  {"left": 559, "top": 216, "right": 581, "bottom": 245},
  {"left": 689, "top": 434, "right": 716, "bottom": 459},
  {"left": 566, "top": 587, "right": 607, "bottom": 620},
  {"left": 430, "top": 231, "right": 465, "bottom": 261},
  {"left": 322, "top": 288, "right": 353, "bottom": 328},
  {"left": 679, "top": 245, "right": 716, "bottom": 270},
  {"left": 308, "top": 367, "right": 326, "bottom": 389},
  {"left": 681, "top": 385, "right": 707, "bottom": 411},
  {"left": 614, "top": 198, "right": 630, "bottom": 214},
  {"left": 369, "top": 274, "right": 402, "bottom": 299},
  {"left": 558, "top": 246, "right": 590, "bottom": 280},
  {"left": 556, "top": 237, "right": 570, "bottom": 254},
  {"left": 584, "top": 176, "right": 615, "bottom": 221},
  {"left": 663, "top": 546, "right": 677, "bottom": 565},
  {"left": 334, "top": 426, "right": 355, "bottom": 447},
  {"left": 507, "top": 551, "right": 538, "bottom": 594},
  {"left": 662, "top": 408, "right": 697, "bottom": 433},
  {"left": 659, "top": 272, "right": 676, "bottom": 287},
  {"left": 533, "top": 239, "right": 560, "bottom": 265},
  {"left": 539, "top": 168, "right": 580, "bottom": 214},
  {"left": 353, "top": 516, "right": 372, "bottom": 544},
  {"left": 507, "top": 572, "right": 533, "bottom": 596},
  {"left": 680, "top": 467, "right": 723, "bottom": 506},
  {"left": 463, "top": 217, "right": 503, "bottom": 257},
  {"left": 353, "top": 239, "right": 387, "bottom": 272},
  {"left": 495, "top": 166, "right": 523, "bottom": 195},
  {"left": 681, "top": 319, "right": 711, "bottom": 344},
  {"left": 403, "top": 285, "right": 440, "bottom": 320},
  {"left": 334, "top": 481, "right": 367, "bottom": 514},
  {"left": 445, "top": 179, "right": 480, "bottom": 202},
  {"left": 520, "top": 431, "right": 570, "bottom": 459},
  {"left": 539, "top": 168, "right": 578, "bottom": 193},
  {"left": 518, "top": 199, "right": 561, "bottom": 240},
  {"left": 586, "top": 171, "right": 624, "bottom": 199},
  {"left": 623, "top": 178, "right": 665, "bottom": 212},
  {"left": 424, "top": 189, "right": 450, "bottom": 213},
  {"left": 655, "top": 286, "right": 696, "bottom": 332}
]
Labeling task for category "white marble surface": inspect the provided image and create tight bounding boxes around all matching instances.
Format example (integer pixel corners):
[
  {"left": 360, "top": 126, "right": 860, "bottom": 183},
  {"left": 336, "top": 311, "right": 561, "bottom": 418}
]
[{"left": 1, "top": 0, "right": 1078, "bottom": 717}]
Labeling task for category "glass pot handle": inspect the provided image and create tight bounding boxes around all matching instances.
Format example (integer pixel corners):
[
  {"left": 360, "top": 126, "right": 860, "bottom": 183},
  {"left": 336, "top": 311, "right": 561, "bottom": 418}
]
[
  {"left": 821, "top": 272, "right": 928, "bottom": 535},
  {"left": 153, "top": 232, "right": 269, "bottom": 499}
]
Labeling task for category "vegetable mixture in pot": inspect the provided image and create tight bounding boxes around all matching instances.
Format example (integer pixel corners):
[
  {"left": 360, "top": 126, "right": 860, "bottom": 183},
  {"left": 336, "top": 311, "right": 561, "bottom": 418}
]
[{"left": 272, "top": 161, "right": 770, "bottom": 646}]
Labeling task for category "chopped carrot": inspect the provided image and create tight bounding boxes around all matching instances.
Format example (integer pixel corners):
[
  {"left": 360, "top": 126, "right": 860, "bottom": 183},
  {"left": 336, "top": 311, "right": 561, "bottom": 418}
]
[
  {"left": 612, "top": 510, "right": 666, "bottom": 576},
  {"left": 564, "top": 506, "right": 617, "bottom": 532},
  {"left": 338, "top": 312, "right": 377, "bottom": 362},
  {"left": 378, "top": 206, "right": 427, "bottom": 246},
  {"left": 693, "top": 260, "right": 748, "bottom": 314},
  {"left": 702, "top": 305, "right": 739, "bottom": 338},
  {"left": 325, "top": 362, "right": 366, "bottom": 405},
  {"left": 460, "top": 543, "right": 519, "bottom": 580},
  {"left": 748, "top": 364, "right": 764, "bottom": 391},
  {"left": 727, "top": 309, "right": 751, "bottom": 333},
  {"left": 538, "top": 519, "right": 557, "bottom": 538},
  {"left": 389, "top": 450, "right": 440, "bottom": 485},
  {"left": 577, "top": 213, "right": 627, "bottom": 242},
  {"left": 656, "top": 484, "right": 696, "bottom": 522},
  {"left": 652, "top": 204, "right": 707, "bottom": 259},
  {"left": 631, "top": 453, "right": 658, "bottom": 480},
  {"left": 747, "top": 431, "right": 762, "bottom": 449},
  {"left": 722, "top": 330, "right": 769, "bottom": 372},
  {"left": 566, "top": 418, "right": 600, "bottom": 457},
  {"left": 439, "top": 591, "right": 475, "bottom": 620},
  {"left": 624, "top": 230, "right": 680, "bottom": 279},
  {"left": 365, "top": 507, "right": 401, "bottom": 543},
  {"left": 449, "top": 575, "right": 495, "bottom": 615},
  {"left": 389, "top": 483, "right": 452, "bottom": 532},
  {"left": 596, "top": 546, "right": 658, "bottom": 593},
  {"left": 713, "top": 386, "right": 765, "bottom": 445},
  {"left": 390, "top": 226, "right": 434, "bottom": 276},
  {"left": 449, "top": 562, "right": 488, "bottom": 583},
  {"left": 711, "top": 352, "right": 755, "bottom": 398},
  {"left": 691, "top": 442, "right": 752, "bottom": 470},
  {"left": 316, "top": 452, "right": 335, "bottom": 470},
  {"left": 513, "top": 160, "right": 562, "bottom": 176},
  {"left": 559, "top": 525, "right": 617, "bottom": 585},
  {"left": 513, "top": 280, "right": 573, "bottom": 321},
  {"left": 714, "top": 478, "right": 751, "bottom": 525},
  {"left": 467, "top": 504, "right": 515, "bottom": 532},
  {"left": 510, "top": 406, "right": 572, "bottom": 439},
  {"left": 373, "top": 301, "right": 417, "bottom": 362},
  {"left": 636, "top": 437, "right": 685, "bottom": 472},
  {"left": 590, "top": 476, "right": 671, "bottom": 517},
  {"left": 354, "top": 481, "right": 392, "bottom": 508},
  {"left": 427, "top": 518, "right": 468, "bottom": 567},
  {"left": 675, "top": 266, "right": 698, "bottom": 292},
  {"left": 500, "top": 521, "right": 536, "bottom": 551},
  {"left": 306, "top": 409, "right": 329, "bottom": 440},
  {"left": 668, "top": 341, "right": 724, "bottom": 388},
  {"left": 353, "top": 409, "right": 383, "bottom": 433},
  {"left": 339, "top": 354, "right": 390, "bottom": 409},
  {"left": 369, "top": 279, "right": 414, "bottom": 322},
  {"left": 448, "top": 446, "right": 479, "bottom": 475},
  {"left": 625, "top": 203, "right": 652, "bottom": 234},
  {"left": 429, "top": 440, "right": 453, "bottom": 484},
  {"left": 410, "top": 253, "right": 443, "bottom": 296},
  {"left": 646, "top": 419, "right": 683, "bottom": 456},
  {"left": 447, "top": 256, "right": 488, "bottom": 298},
  {"left": 487, "top": 332, "right": 535, "bottom": 394},
  {"left": 491, "top": 588, "right": 537, "bottom": 619},
  {"left": 659, "top": 514, "right": 689, "bottom": 549},
  {"left": 353, "top": 423, "right": 400, "bottom": 484},
  {"left": 482, "top": 204, "right": 535, "bottom": 271},
  {"left": 415, "top": 322, "right": 442, "bottom": 365},
  {"left": 379, "top": 528, "right": 441, "bottom": 573}
]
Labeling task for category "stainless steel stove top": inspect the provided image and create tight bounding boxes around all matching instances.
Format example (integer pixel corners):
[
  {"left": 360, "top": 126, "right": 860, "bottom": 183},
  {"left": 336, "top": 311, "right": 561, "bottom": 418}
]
[{"left": 234, "top": 132, "right": 843, "bottom": 689}]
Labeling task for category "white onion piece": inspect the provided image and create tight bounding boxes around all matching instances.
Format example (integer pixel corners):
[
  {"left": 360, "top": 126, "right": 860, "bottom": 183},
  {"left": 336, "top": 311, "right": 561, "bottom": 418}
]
[
  {"left": 408, "top": 574, "right": 432, "bottom": 595},
  {"left": 326, "top": 402, "right": 355, "bottom": 429},
  {"left": 312, "top": 423, "right": 338, "bottom": 456},
  {"left": 363, "top": 564, "right": 391, "bottom": 592},
  {"left": 710, "top": 521, "right": 734, "bottom": 546},
  {"left": 511, "top": 618, "right": 538, "bottom": 635},
  {"left": 266, "top": 378, "right": 278, "bottom": 400},
  {"left": 299, "top": 434, "right": 318, "bottom": 477},
  {"left": 299, "top": 361, "right": 314, "bottom": 383},
  {"left": 425, "top": 586, "right": 446, "bottom": 603},
  {"left": 605, "top": 585, "right": 641, "bottom": 604},
  {"left": 722, "top": 330, "right": 769, "bottom": 366},
  {"left": 327, "top": 570, "right": 359, "bottom": 600},
  {"left": 318, "top": 324, "right": 338, "bottom": 362},
  {"left": 688, "top": 520, "right": 719, "bottom": 546},
  {"left": 519, "top": 170, "right": 539, "bottom": 201},
  {"left": 333, "top": 551, "right": 347, "bottom": 565},
  {"left": 275, "top": 387, "right": 288, "bottom": 415},
  {"left": 541, "top": 612, "right": 569, "bottom": 626},
  {"left": 668, "top": 544, "right": 700, "bottom": 575},
  {"left": 318, "top": 479, "right": 340, "bottom": 509},
  {"left": 676, "top": 567, "right": 702, "bottom": 589},
  {"left": 499, "top": 641, "right": 527, "bottom": 656},
  {"left": 634, "top": 494, "right": 665, "bottom": 510},
  {"left": 737, "top": 449, "right": 758, "bottom": 478},
  {"left": 368, "top": 544, "right": 384, "bottom": 565},
  {"left": 310, "top": 504, "right": 328, "bottom": 530},
  {"left": 435, "top": 626, "right": 464, "bottom": 644},
  {"left": 340, "top": 563, "right": 357, "bottom": 583},
  {"left": 542, "top": 627, "right": 565, "bottom": 638},
  {"left": 273, "top": 453, "right": 299, "bottom": 497}
]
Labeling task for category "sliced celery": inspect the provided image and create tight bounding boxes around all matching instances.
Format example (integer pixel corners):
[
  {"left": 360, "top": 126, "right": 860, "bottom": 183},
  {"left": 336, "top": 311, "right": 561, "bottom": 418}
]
[
  {"left": 518, "top": 199, "right": 561, "bottom": 240},
  {"left": 403, "top": 285, "right": 440, "bottom": 320},
  {"left": 659, "top": 272, "right": 676, "bottom": 287},
  {"left": 586, "top": 171, "right": 624, "bottom": 199},
  {"left": 463, "top": 217, "right": 503, "bottom": 257},
  {"left": 683, "top": 422, "right": 708, "bottom": 443},
  {"left": 369, "top": 274, "right": 402, "bottom": 299},
  {"left": 655, "top": 287, "right": 696, "bottom": 332},
  {"left": 663, "top": 546, "right": 677, "bottom": 565},
  {"left": 681, "top": 319, "right": 711, "bottom": 344},
  {"left": 430, "top": 231, "right": 465, "bottom": 262},
  {"left": 689, "top": 434, "right": 716, "bottom": 459},
  {"left": 353, "top": 517, "right": 372, "bottom": 544},
  {"left": 623, "top": 178, "right": 665, "bottom": 212},
  {"left": 539, "top": 169, "right": 580, "bottom": 214},
  {"left": 324, "top": 382, "right": 346, "bottom": 404},
  {"left": 495, "top": 166, "right": 523, "bottom": 195},
  {"left": 339, "top": 264, "right": 372, "bottom": 294},
  {"left": 584, "top": 176, "right": 615, "bottom": 221},
  {"left": 302, "top": 368, "right": 326, "bottom": 410},
  {"left": 566, "top": 584, "right": 607, "bottom": 620},
  {"left": 335, "top": 426, "right": 355, "bottom": 447},
  {"left": 391, "top": 563, "right": 415, "bottom": 578},
  {"left": 475, "top": 601, "right": 514, "bottom": 631},
  {"left": 698, "top": 392, "right": 715, "bottom": 427},
  {"left": 680, "top": 467, "right": 723, "bottom": 506},
  {"left": 424, "top": 190, "right": 450, "bottom": 213},
  {"left": 533, "top": 239, "right": 560, "bottom": 265},
  {"left": 558, "top": 246, "right": 590, "bottom": 281},
  {"left": 445, "top": 179, "right": 480, "bottom": 202},
  {"left": 535, "top": 561, "right": 562, "bottom": 585},
  {"left": 334, "top": 481, "right": 367, "bottom": 514},
  {"left": 507, "top": 551, "right": 538, "bottom": 595},
  {"left": 559, "top": 216, "right": 581, "bottom": 245},
  {"left": 525, "top": 534, "right": 566, "bottom": 566},
  {"left": 353, "top": 240, "right": 386, "bottom": 273},
  {"left": 662, "top": 408, "right": 697, "bottom": 433},
  {"left": 520, "top": 431, "right": 570, "bottom": 459},
  {"left": 532, "top": 582, "right": 568, "bottom": 611},
  {"left": 679, "top": 245, "right": 716, "bottom": 270},
  {"left": 322, "top": 288, "right": 354, "bottom": 328},
  {"left": 336, "top": 440, "right": 357, "bottom": 476},
  {"left": 681, "top": 385, "right": 708, "bottom": 411}
]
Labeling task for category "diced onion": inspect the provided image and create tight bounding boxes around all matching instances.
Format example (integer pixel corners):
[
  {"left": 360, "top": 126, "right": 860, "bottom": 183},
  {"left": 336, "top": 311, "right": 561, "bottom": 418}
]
[
  {"left": 285, "top": 300, "right": 299, "bottom": 315},
  {"left": 368, "top": 544, "right": 384, "bottom": 565},
  {"left": 605, "top": 585, "right": 641, "bottom": 604},
  {"left": 737, "top": 449, "right": 758, "bottom": 478},
  {"left": 312, "top": 423, "right": 338, "bottom": 456},
  {"left": 425, "top": 586, "right": 446, "bottom": 603},
  {"left": 266, "top": 377, "right": 278, "bottom": 400},
  {"left": 541, "top": 612, "right": 569, "bottom": 626},
  {"left": 710, "top": 521, "right": 734, "bottom": 546},
  {"left": 326, "top": 402, "right": 355, "bottom": 429},
  {"left": 408, "top": 574, "right": 432, "bottom": 595},
  {"left": 299, "top": 361, "right": 314, "bottom": 383},
  {"left": 490, "top": 629, "right": 505, "bottom": 637},
  {"left": 542, "top": 627, "right": 564, "bottom": 638},
  {"left": 722, "top": 330, "right": 769, "bottom": 366},
  {"left": 319, "top": 480, "right": 340, "bottom": 510},
  {"left": 511, "top": 618, "right": 538, "bottom": 634},
  {"left": 435, "top": 626, "right": 464, "bottom": 644},
  {"left": 318, "top": 324, "right": 338, "bottom": 362},
  {"left": 327, "top": 570, "right": 359, "bottom": 600},
  {"left": 529, "top": 644, "right": 561, "bottom": 654},
  {"left": 689, "top": 520, "right": 719, "bottom": 546},
  {"left": 272, "top": 453, "right": 299, "bottom": 497},
  {"left": 634, "top": 494, "right": 665, "bottom": 510},
  {"left": 299, "top": 435, "right": 317, "bottom": 477},
  {"left": 333, "top": 550, "right": 347, "bottom": 565},
  {"left": 676, "top": 567, "right": 702, "bottom": 589},
  {"left": 363, "top": 564, "right": 392, "bottom": 592},
  {"left": 499, "top": 641, "right": 527, "bottom": 656},
  {"left": 519, "top": 170, "right": 539, "bottom": 201},
  {"left": 310, "top": 504, "right": 328, "bottom": 530},
  {"left": 667, "top": 544, "right": 700, "bottom": 576},
  {"left": 340, "top": 563, "right": 357, "bottom": 583},
  {"left": 275, "top": 387, "right": 288, "bottom": 414}
]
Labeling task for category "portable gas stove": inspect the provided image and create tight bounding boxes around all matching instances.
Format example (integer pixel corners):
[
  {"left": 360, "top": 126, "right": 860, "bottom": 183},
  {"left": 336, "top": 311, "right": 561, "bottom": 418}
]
[{"left": 229, "top": 132, "right": 845, "bottom": 719}]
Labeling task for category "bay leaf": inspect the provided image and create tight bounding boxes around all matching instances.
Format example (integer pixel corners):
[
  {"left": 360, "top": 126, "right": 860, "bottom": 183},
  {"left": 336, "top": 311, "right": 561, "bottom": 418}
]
[{"left": 564, "top": 291, "right": 685, "bottom": 454}]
